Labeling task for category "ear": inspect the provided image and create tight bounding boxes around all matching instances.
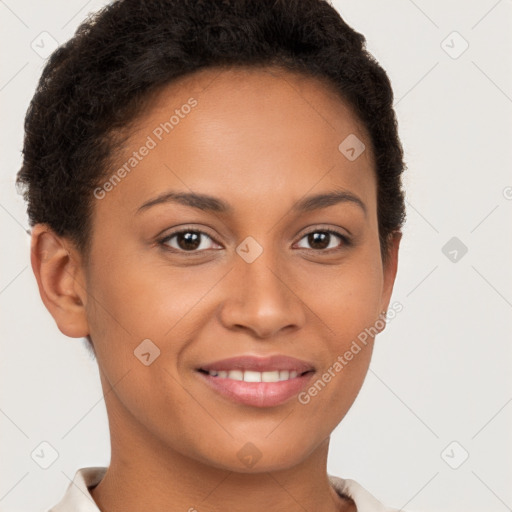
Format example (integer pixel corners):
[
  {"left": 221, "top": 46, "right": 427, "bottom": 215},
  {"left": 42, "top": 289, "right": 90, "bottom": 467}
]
[
  {"left": 378, "top": 231, "right": 402, "bottom": 329},
  {"left": 30, "top": 224, "right": 90, "bottom": 338}
]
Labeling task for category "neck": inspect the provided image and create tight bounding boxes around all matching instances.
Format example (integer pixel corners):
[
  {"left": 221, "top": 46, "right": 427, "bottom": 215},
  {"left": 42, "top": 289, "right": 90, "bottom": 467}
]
[
  {"left": 89, "top": 367, "right": 355, "bottom": 512},
  {"left": 90, "top": 408, "right": 352, "bottom": 512}
]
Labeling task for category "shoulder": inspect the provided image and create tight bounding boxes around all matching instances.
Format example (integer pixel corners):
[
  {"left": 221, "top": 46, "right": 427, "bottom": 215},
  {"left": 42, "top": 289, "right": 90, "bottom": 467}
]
[
  {"left": 46, "top": 467, "right": 106, "bottom": 512},
  {"left": 328, "top": 474, "right": 402, "bottom": 512},
  {"left": 50, "top": 467, "right": 405, "bottom": 512}
]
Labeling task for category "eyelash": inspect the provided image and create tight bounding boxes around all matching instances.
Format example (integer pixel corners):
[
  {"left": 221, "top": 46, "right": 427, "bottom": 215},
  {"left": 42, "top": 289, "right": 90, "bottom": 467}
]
[{"left": 157, "top": 226, "right": 351, "bottom": 255}]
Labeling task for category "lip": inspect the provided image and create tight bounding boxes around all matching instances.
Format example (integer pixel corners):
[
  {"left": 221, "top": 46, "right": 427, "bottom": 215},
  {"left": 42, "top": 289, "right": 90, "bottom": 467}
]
[
  {"left": 196, "top": 369, "right": 316, "bottom": 408},
  {"left": 195, "top": 354, "right": 316, "bottom": 408},
  {"left": 197, "top": 354, "right": 316, "bottom": 373}
]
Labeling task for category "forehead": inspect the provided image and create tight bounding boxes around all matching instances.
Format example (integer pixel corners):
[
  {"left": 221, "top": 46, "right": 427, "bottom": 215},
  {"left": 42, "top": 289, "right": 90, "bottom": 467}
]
[
  {"left": 141, "top": 65, "right": 372, "bottom": 162},
  {"left": 96, "top": 65, "right": 376, "bottom": 220}
]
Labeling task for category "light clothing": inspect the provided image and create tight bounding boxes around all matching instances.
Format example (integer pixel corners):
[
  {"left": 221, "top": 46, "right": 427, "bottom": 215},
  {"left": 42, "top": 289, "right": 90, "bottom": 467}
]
[{"left": 47, "top": 466, "right": 401, "bottom": 512}]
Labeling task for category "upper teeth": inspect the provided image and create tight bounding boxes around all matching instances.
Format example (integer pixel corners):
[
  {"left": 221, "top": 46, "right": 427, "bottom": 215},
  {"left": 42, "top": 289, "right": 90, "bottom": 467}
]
[{"left": 206, "top": 369, "right": 300, "bottom": 382}]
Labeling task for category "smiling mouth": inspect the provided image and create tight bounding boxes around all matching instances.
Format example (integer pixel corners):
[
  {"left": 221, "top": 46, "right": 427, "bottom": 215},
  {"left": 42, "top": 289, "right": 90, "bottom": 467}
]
[
  {"left": 197, "top": 368, "right": 313, "bottom": 383},
  {"left": 195, "top": 367, "right": 316, "bottom": 408}
]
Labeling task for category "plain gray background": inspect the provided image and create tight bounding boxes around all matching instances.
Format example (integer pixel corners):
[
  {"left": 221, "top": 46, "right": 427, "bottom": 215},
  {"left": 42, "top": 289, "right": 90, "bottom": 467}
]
[{"left": 1, "top": 1, "right": 511, "bottom": 511}]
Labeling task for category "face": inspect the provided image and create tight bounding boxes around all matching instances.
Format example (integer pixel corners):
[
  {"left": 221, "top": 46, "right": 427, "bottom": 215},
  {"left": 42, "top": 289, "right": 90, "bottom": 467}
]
[{"left": 40, "top": 66, "right": 400, "bottom": 473}]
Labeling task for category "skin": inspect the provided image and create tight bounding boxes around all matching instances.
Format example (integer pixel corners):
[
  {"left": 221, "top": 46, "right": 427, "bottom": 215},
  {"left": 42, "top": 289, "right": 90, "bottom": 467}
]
[{"left": 31, "top": 66, "right": 401, "bottom": 512}]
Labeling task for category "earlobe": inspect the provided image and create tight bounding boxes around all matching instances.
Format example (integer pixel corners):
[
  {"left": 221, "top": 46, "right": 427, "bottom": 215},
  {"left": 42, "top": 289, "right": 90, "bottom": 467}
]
[{"left": 30, "top": 224, "right": 90, "bottom": 338}]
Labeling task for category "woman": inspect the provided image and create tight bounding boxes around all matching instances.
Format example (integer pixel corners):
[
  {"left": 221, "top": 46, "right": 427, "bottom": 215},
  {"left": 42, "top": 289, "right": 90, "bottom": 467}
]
[{"left": 17, "top": 0, "right": 406, "bottom": 510}]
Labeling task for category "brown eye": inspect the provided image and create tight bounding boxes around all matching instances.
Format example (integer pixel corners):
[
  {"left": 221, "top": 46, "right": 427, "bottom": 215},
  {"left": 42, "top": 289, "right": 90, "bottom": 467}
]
[
  {"left": 160, "top": 230, "right": 219, "bottom": 252},
  {"left": 295, "top": 229, "right": 349, "bottom": 251}
]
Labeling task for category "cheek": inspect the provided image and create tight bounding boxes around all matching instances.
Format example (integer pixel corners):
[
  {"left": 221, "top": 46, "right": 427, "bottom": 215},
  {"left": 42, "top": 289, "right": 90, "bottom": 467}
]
[
  {"left": 84, "top": 248, "right": 227, "bottom": 384},
  {"left": 309, "top": 257, "right": 384, "bottom": 332},
  {"left": 84, "top": 258, "right": 195, "bottom": 419},
  {"left": 303, "top": 250, "right": 383, "bottom": 398},
  {"left": 86, "top": 251, "right": 192, "bottom": 337},
  {"left": 296, "top": 268, "right": 381, "bottom": 424}
]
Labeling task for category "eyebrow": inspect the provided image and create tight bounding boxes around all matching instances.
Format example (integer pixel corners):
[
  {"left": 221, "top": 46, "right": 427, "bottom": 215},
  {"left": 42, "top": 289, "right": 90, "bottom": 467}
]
[{"left": 136, "top": 188, "right": 367, "bottom": 216}]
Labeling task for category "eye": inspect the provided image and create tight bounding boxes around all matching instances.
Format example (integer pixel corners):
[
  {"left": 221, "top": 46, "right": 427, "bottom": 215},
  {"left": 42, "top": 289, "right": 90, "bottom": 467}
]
[
  {"left": 295, "top": 228, "right": 350, "bottom": 252},
  {"left": 159, "top": 229, "right": 221, "bottom": 253},
  {"left": 158, "top": 226, "right": 351, "bottom": 255}
]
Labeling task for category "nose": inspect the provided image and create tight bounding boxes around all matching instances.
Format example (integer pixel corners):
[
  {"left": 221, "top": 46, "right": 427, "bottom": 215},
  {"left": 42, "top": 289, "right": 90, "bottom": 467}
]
[{"left": 218, "top": 250, "right": 306, "bottom": 339}]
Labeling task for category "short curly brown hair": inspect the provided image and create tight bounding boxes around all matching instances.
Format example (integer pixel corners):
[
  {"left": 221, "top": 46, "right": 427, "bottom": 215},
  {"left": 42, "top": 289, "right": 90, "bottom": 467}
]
[{"left": 16, "top": 0, "right": 406, "bottom": 264}]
